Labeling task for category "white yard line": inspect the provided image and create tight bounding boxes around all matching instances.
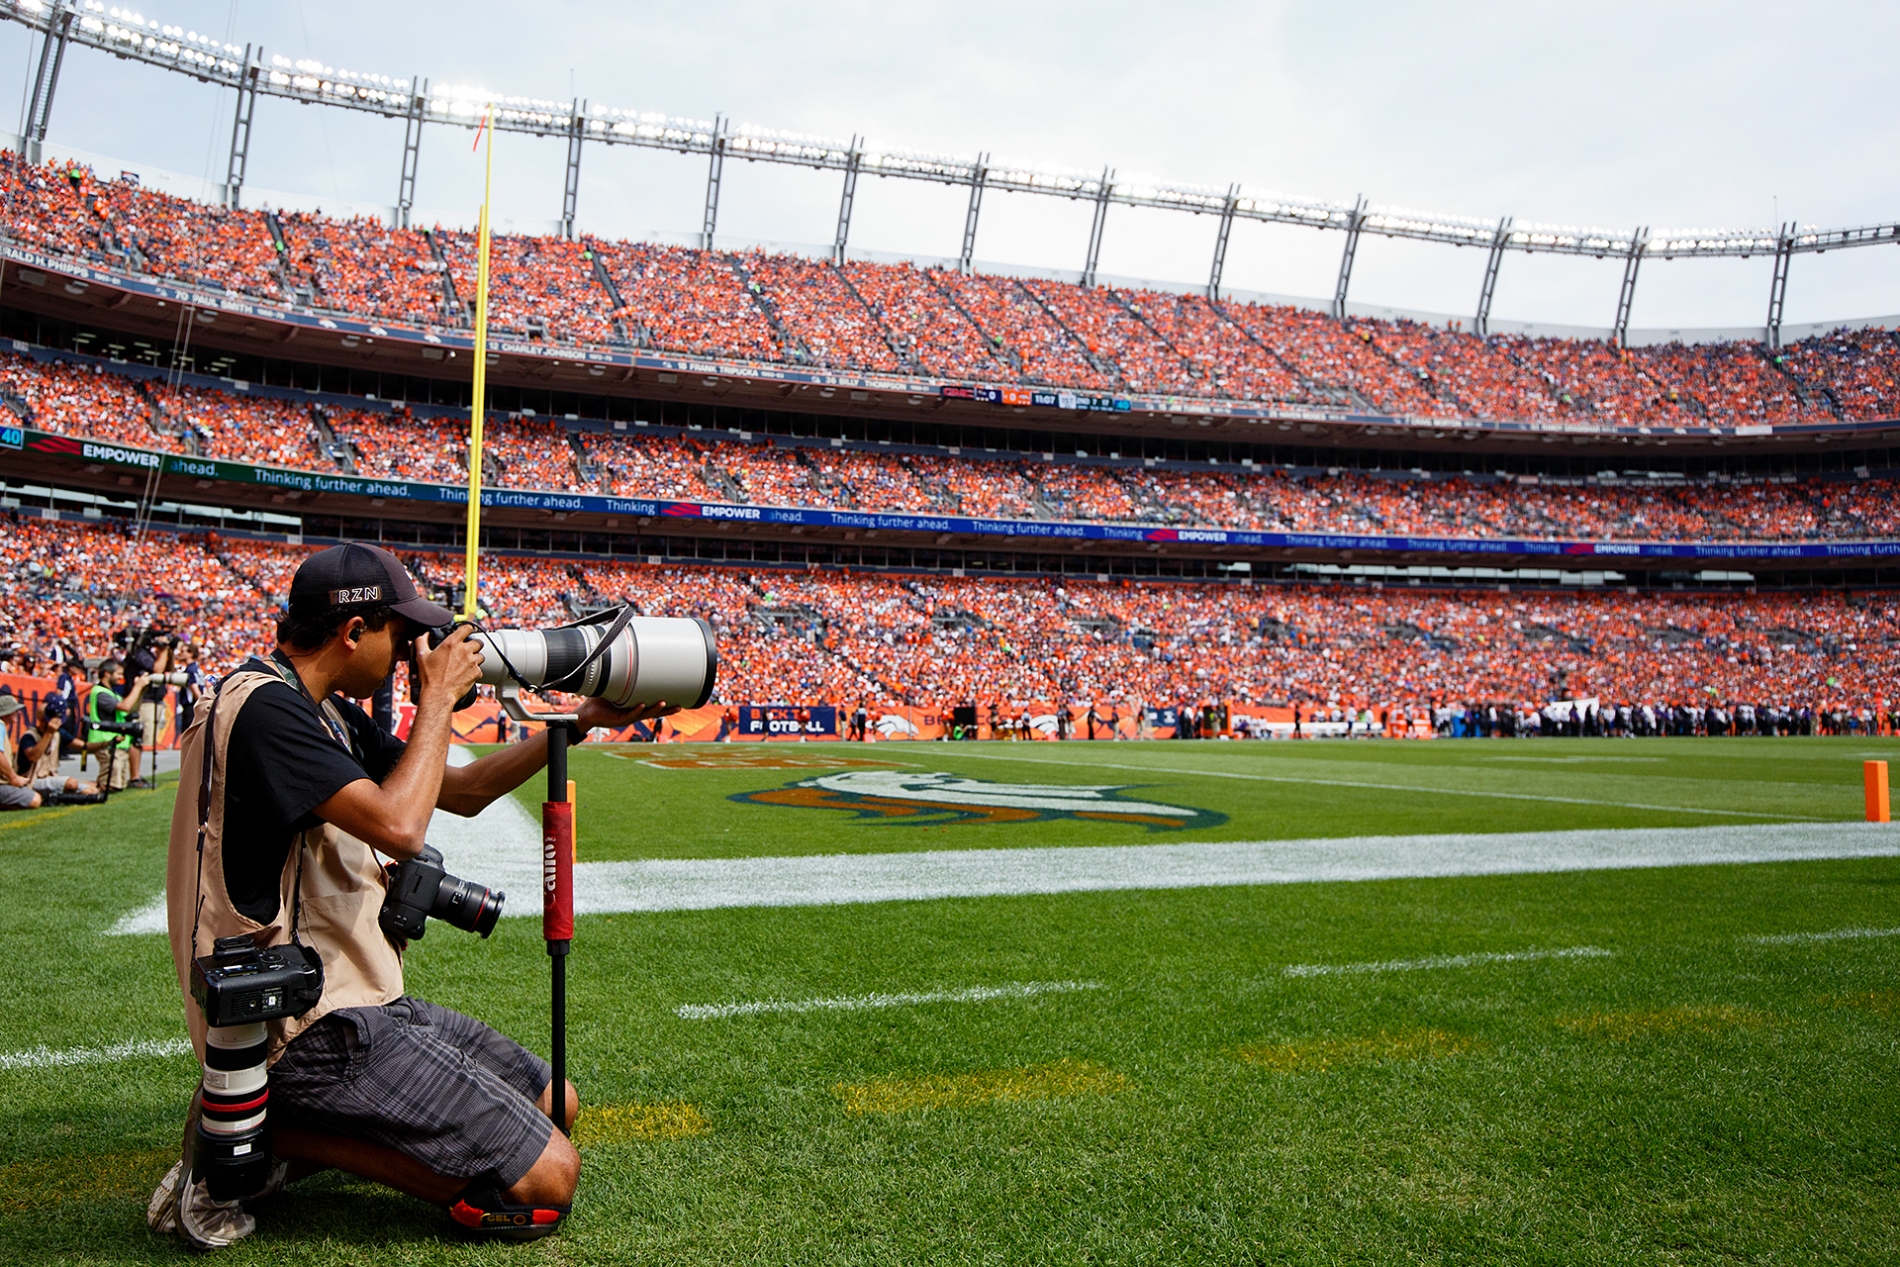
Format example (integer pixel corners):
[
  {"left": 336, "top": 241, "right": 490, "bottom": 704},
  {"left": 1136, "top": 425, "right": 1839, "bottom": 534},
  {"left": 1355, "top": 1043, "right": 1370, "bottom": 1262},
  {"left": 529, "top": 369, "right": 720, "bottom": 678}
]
[
  {"left": 561, "top": 821, "right": 1897, "bottom": 916},
  {"left": 944, "top": 749, "right": 1824, "bottom": 820},
  {"left": 110, "top": 821, "right": 1900, "bottom": 928},
  {"left": 105, "top": 748, "right": 1896, "bottom": 934},
  {"left": 1747, "top": 926, "right": 1900, "bottom": 945},
  {"left": 1283, "top": 946, "right": 1613, "bottom": 977},
  {"left": 677, "top": 980, "right": 1102, "bottom": 1021},
  {"left": 0, "top": 1037, "right": 190, "bottom": 1071}
]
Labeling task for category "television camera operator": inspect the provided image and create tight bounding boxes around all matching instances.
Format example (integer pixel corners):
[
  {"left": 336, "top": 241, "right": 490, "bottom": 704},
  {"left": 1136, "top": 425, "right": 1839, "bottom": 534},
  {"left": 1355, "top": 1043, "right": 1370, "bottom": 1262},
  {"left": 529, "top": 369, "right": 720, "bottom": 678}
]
[
  {"left": 115, "top": 622, "right": 179, "bottom": 787},
  {"left": 82, "top": 659, "right": 151, "bottom": 791},
  {"left": 151, "top": 543, "right": 674, "bottom": 1249}
]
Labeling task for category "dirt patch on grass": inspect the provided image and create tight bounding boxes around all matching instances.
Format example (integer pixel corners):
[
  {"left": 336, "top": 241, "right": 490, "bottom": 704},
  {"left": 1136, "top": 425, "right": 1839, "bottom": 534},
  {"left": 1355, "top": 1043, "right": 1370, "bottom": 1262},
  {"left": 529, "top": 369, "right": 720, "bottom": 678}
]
[
  {"left": 1558, "top": 1004, "right": 1771, "bottom": 1041},
  {"left": 835, "top": 1057, "right": 1132, "bottom": 1115},
  {"left": 1234, "top": 1028, "right": 1483, "bottom": 1072},
  {"left": 1823, "top": 989, "right": 1900, "bottom": 1017},
  {"left": 573, "top": 1101, "right": 711, "bottom": 1144},
  {"left": 0, "top": 1146, "right": 173, "bottom": 1209}
]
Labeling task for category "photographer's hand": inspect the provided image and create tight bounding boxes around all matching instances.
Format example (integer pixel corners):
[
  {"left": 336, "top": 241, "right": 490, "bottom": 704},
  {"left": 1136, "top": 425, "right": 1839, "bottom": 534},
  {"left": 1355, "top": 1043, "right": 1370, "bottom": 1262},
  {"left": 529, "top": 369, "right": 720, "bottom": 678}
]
[
  {"left": 312, "top": 626, "right": 484, "bottom": 860},
  {"left": 433, "top": 696, "right": 679, "bottom": 818},
  {"left": 575, "top": 697, "right": 679, "bottom": 732},
  {"left": 414, "top": 624, "right": 485, "bottom": 706}
]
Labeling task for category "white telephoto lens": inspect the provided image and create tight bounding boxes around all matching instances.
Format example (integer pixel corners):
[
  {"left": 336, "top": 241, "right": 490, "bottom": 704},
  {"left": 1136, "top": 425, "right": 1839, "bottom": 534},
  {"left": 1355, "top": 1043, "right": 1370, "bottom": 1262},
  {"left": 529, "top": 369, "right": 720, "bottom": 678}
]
[{"left": 472, "top": 614, "right": 717, "bottom": 709}]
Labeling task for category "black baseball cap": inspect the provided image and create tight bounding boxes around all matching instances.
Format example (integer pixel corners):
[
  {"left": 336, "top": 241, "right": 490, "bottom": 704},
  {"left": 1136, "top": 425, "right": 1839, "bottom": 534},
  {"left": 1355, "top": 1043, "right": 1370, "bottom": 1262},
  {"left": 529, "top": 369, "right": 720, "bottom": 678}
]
[{"left": 287, "top": 543, "right": 454, "bottom": 630}]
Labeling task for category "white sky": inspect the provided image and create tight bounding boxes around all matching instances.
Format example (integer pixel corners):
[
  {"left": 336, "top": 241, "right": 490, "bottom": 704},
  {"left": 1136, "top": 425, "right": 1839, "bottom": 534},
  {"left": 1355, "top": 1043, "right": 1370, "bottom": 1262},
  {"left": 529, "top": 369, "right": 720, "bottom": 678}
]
[{"left": 4, "top": 1, "right": 1897, "bottom": 332}]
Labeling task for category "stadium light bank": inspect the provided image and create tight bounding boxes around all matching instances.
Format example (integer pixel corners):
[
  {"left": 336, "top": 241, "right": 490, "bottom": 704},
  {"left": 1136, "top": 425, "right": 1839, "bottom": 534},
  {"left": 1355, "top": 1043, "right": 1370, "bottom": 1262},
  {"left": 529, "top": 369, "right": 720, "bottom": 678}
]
[{"left": 6, "top": 0, "right": 1898, "bottom": 347}]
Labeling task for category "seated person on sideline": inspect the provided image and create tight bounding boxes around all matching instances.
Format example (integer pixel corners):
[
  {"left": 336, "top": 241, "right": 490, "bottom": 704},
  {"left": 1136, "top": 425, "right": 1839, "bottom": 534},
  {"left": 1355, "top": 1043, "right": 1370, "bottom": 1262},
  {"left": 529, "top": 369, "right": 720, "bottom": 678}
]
[
  {"left": 0, "top": 697, "right": 98, "bottom": 807},
  {"left": 151, "top": 543, "right": 674, "bottom": 1249}
]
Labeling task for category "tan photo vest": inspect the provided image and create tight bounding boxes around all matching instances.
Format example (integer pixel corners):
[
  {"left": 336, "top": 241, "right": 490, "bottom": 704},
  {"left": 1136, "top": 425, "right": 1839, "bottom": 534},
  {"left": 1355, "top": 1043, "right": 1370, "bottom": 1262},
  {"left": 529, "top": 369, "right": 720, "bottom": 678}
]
[
  {"left": 26, "top": 731, "right": 59, "bottom": 782},
  {"left": 166, "top": 667, "right": 405, "bottom": 1065}
]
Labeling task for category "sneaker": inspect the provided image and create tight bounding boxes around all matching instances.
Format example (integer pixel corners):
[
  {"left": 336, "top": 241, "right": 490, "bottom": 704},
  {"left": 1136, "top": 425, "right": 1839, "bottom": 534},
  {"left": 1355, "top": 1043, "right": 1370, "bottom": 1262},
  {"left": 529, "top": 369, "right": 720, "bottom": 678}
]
[
  {"left": 159, "top": 1089, "right": 260, "bottom": 1250},
  {"left": 176, "top": 1165, "right": 256, "bottom": 1250},
  {"left": 448, "top": 1185, "right": 567, "bottom": 1242},
  {"left": 129, "top": 778, "right": 155, "bottom": 790},
  {"left": 146, "top": 1160, "right": 183, "bottom": 1236}
]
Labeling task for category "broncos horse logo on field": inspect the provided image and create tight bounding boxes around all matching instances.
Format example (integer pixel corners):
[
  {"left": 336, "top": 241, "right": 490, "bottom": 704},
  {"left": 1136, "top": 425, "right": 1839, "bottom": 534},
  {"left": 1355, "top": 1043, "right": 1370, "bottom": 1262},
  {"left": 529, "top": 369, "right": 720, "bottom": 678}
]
[{"left": 733, "top": 770, "right": 1226, "bottom": 830}]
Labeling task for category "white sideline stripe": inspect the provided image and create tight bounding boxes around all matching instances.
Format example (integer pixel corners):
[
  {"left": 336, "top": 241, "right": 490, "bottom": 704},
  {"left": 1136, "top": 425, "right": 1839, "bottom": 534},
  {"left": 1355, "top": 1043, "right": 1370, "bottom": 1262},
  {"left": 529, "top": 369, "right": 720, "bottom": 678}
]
[
  {"left": 107, "top": 764, "right": 1900, "bottom": 929},
  {"left": 677, "top": 979, "right": 1103, "bottom": 1020},
  {"left": 944, "top": 749, "right": 1824, "bottom": 821},
  {"left": 111, "top": 822, "right": 1900, "bottom": 927},
  {"left": 546, "top": 822, "right": 1900, "bottom": 915},
  {"left": 107, "top": 746, "right": 546, "bottom": 937},
  {"left": 1747, "top": 926, "right": 1900, "bottom": 944},
  {"left": 0, "top": 1037, "right": 191, "bottom": 1071},
  {"left": 1283, "top": 946, "right": 1614, "bottom": 977}
]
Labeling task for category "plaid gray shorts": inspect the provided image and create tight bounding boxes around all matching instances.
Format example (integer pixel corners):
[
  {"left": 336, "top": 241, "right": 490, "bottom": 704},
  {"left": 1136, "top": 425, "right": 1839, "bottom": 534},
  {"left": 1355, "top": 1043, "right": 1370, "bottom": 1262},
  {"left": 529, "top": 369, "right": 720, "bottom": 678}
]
[{"left": 269, "top": 996, "right": 553, "bottom": 1188}]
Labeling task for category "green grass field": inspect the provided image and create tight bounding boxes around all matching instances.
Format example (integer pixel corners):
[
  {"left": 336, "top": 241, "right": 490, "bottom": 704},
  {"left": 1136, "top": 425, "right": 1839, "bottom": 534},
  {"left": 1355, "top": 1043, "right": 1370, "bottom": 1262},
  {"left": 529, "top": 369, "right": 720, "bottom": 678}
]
[{"left": 6, "top": 737, "right": 1900, "bottom": 1264}]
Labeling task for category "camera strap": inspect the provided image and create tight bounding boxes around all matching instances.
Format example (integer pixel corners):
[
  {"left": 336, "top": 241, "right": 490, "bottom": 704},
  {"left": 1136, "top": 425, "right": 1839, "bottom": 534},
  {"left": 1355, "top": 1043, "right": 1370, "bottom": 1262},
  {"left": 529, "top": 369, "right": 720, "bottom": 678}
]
[
  {"left": 544, "top": 605, "right": 637, "bottom": 695},
  {"left": 190, "top": 669, "right": 316, "bottom": 960},
  {"left": 187, "top": 686, "right": 221, "bottom": 956}
]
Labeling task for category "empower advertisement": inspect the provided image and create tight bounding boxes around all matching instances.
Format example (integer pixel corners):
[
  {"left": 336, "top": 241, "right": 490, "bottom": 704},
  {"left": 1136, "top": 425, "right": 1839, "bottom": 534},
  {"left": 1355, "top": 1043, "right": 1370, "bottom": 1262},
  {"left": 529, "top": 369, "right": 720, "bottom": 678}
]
[{"left": 18, "top": 427, "right": 1900, "bottom": 563}]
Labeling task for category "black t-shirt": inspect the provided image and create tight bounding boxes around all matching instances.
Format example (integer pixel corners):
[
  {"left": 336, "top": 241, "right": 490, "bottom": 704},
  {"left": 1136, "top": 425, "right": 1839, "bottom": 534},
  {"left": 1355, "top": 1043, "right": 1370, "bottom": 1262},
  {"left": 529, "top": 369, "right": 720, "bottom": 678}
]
[{"left": 219, "top": 657, "right": 407, "bottom": 922}]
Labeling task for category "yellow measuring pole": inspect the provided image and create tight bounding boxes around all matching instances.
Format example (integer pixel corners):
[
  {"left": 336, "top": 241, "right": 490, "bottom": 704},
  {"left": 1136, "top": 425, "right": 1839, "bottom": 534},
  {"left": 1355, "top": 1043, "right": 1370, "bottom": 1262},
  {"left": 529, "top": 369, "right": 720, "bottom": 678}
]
[{"left": 462, "top": 103, "right": 497, "bottom": 620}]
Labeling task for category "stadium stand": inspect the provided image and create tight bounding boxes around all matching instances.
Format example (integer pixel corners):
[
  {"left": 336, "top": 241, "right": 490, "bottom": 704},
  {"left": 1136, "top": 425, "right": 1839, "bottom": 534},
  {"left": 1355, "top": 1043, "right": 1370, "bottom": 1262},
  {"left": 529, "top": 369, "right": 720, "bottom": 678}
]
[
  {"left": 437, "top": 231, "right": 618, "bottom": 346},
  {"left": 5, "top": 347, "right": 1900, "bottom": 541},
  {"left": 3, "top": 515, "right": 1894, "bottom": 722},
  {"left": 603, "top": 241, "right": 780, "bottom": 360},
  {"left": 5, "top": 153, "right": 1898, "bottom": 426},
  {"left": 740, "top": 253, "right": 903, "bottom": 372},
  {"left": 326, "top": 406, "right": 468, "bottom": 485},
  {"left": 277, "top": 212, "right": 448, "bottom": 326}
]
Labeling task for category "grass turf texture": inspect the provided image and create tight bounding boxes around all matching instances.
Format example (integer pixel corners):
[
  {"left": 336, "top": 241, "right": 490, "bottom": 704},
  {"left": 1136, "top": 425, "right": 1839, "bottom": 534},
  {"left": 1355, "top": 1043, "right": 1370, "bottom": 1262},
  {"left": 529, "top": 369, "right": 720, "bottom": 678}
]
[
  {"left": 0, "top": 738, "right": 1896, "bottom": 1263},
  {"left": 525, "top": 736, "right": 1874, "bottom": 861}
]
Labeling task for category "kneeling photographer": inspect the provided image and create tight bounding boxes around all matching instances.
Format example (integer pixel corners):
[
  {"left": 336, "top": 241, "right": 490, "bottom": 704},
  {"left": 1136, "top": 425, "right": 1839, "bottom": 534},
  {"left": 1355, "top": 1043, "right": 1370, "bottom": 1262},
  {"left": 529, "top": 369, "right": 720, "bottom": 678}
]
[
  {"left": 153, "top": 543, "right": 675, "bottom": 1250},
  {"left": 0, "top": 697, "right": 99, "bottom": 808}
]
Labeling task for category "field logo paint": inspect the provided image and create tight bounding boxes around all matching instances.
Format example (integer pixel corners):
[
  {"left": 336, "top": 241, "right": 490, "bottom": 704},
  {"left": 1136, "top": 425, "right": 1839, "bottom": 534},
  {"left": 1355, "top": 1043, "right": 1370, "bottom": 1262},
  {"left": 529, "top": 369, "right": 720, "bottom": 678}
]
[{"left": 733, "top": 770, "right": 1226, "bottom": 830}]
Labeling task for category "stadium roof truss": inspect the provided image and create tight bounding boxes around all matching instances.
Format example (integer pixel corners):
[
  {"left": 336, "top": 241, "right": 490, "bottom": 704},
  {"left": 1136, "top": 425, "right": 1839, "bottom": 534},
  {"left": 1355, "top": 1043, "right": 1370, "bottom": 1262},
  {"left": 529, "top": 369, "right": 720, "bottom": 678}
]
[{"left": 7, "top": 0, "right": 1899, "bottom": 344}]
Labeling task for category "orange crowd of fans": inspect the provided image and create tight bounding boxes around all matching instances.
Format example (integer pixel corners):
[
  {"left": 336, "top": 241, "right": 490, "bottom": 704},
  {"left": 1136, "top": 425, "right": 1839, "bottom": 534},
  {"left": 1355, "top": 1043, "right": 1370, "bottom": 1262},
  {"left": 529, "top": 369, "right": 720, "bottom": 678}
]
[
  {"left": 277, "top": 212, "right": 448, "bottom": 325},
  {"left": 6, "top": 151, "right": 1898, "bottom": 427},
  {"left": 4, "top": 515, "right": 1895, "bottom": 719},
  {"left": 7, "top": 151, "right": 1892, "bottom": 431},
  {"left": 7, "top": 346, "right": 1900, "bottom": 542}
]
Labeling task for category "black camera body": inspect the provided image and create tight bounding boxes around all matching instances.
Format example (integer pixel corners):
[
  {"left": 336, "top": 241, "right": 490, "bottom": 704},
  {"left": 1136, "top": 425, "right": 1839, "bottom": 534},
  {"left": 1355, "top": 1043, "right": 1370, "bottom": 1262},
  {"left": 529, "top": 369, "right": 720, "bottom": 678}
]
[
  {"left": 187, "top": 936, "right": 322, "bottom": 1202},
  {"left": 380, "top": 845, "right": 504, "bottom": 941},
  {"left": 190, "top": 935, "right": 325, "bottom": 1027}
]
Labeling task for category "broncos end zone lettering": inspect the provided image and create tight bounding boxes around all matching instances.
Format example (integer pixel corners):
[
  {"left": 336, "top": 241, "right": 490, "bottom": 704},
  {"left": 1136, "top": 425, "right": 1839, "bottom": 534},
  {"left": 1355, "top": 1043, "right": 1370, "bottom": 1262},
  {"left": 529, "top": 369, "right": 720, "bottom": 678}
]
[{"left": 733, "top": 770, "right": 1226, "bottom": 830}]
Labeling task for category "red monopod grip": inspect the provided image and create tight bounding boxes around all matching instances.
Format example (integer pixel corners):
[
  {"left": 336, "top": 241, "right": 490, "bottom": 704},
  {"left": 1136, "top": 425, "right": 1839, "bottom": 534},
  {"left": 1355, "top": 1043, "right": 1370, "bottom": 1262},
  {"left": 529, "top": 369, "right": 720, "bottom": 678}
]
[{"left": 542, "top": 801, "right": 574, "bottom": 942}]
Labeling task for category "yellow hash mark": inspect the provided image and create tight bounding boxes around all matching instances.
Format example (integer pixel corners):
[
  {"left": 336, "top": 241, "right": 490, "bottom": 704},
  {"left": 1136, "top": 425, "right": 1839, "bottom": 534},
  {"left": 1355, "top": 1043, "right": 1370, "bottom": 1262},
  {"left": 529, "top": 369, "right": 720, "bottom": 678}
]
[
  {"left": 0, "top": 806, "right": 84, "bottom": 833},
  {"left": 835, "top": 1057, "right": 1132, "bottom": 1115},
  {"left": 1824, "top": 989, "right": 1900, "bottom": 1017},
  {"left": 572, "top": 1101, "right": 710, "bottom": 1145},
  {"left": 1558, "top": 1004, "right": 1771, "bottom": 1041},
  {"left": 0, "top": 1147, "right": 173, "bottom": 1210},
  {"left": 1235, "top": 1028, "right": 1482, "bottom": 1073}
]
